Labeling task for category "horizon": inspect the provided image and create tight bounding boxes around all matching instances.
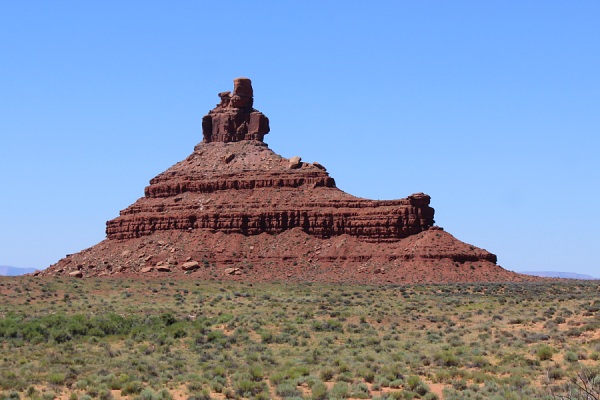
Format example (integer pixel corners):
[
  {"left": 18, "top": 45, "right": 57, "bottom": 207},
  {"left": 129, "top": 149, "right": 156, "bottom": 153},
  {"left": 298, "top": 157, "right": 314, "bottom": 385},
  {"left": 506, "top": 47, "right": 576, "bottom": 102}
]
[
  {"left": 1, "top": 266, "right": 597, "bottom": 280},
  {"left": 1, "top": 2, "right": 599, "bottom": 276}
]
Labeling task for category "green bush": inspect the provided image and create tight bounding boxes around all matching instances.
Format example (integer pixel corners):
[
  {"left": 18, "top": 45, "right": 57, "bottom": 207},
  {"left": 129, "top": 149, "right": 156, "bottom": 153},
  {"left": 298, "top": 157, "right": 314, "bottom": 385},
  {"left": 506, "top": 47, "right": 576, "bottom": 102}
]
[
  {"left": 276, "top": 382, "right": 301, "bottom": 398},
  {"left": 48, "top": 372, "right": 66, "bottom": 385},
  {"left": 536, "top": 345, "right": 554, "bottom": 361},
  {"left": 311, "top": 382, "right": 328, "bottom": 400},
  {"left": 187, "top": 389, "right": 212, "bottom": 400},
  {"left": 329, "top": 382, "right": 349, "bottom": 399},
  {"left": 564, "top": 351, "right": 578, "bottom": 363},
  {"left": 121, "top": 381, "right": 143, "bottom": 396},
  {"left": 320, "top": 368, "right": 334, "bottom": 381},
  {"left": 249, "top": 365, "right": 264, "bottom": 382}
]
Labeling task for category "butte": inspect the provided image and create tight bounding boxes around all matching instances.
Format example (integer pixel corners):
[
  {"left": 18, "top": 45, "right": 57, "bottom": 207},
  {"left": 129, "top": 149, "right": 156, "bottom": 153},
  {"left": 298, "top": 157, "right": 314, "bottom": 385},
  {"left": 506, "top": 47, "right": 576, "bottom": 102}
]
[{"left": 40, "top": 78, "right": 534, "bottom": 284}]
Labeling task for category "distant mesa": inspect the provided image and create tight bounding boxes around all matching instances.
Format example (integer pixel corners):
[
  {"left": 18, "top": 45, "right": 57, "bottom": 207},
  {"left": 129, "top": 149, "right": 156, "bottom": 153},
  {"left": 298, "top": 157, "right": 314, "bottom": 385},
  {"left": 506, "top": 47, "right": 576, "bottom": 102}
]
[
  {"left": 0, "top": 266, "right": 38, "bottom": 276},
  {"left": 40, "top": 78, "right": 539, "bottom": 284},
  {"left": 519, "top": 271, "right": 597, "bottom": 280}
]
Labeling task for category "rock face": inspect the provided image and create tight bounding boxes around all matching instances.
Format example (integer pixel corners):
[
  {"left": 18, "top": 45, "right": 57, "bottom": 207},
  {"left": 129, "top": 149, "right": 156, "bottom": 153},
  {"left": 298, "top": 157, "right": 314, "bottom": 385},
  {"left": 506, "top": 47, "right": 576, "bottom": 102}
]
[
  {"left": 40, "top": 78, "right": 540, "bottom": 284},
  {"left": 201, "top": 77, "right": 270, "bottom": 143},
  {"left": 105, "top": 139, "right": 435, "bottom": 243}
]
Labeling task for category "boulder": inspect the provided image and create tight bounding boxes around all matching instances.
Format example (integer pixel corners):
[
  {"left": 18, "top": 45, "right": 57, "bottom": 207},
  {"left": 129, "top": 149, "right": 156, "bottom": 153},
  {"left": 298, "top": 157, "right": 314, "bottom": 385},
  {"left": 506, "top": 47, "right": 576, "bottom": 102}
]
[
  {"left": 289, "top": 156, "right": 302, "bottom": 169},
  {"left": 181, "top": 261, "right": 200, "bottom": 271},
  {"left": 312, "top": 162, "right": 326, "bottom": 171}
]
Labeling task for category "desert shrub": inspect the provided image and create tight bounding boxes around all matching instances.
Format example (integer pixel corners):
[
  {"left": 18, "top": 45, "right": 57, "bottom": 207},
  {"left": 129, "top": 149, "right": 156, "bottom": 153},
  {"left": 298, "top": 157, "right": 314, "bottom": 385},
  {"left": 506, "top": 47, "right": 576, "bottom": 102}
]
[
  {"left": 121, "top": 381, "right": 143, "bottom": 396},
  {"left": 564, "top": 351, "right": 579, "bottom": 363},
  {"left": 524, "top": 333, "right": 550, "bottom": 343},
  {"left": 269, "top": 371, "right": 288, "bottom": 386},
  {"left": 350, "top": 383, "right": 370, "bottom": 399},
  {"left": 48, "top": 372, "right": 66, "bottom": 385},
  {"left": 451, "top": 380, "right": 467, "bottom": 391},
  {"left": 434, "top": 351, "right": 459, "bottom": 367},
  {"left": 565, "top": 328, "right": 582, "bottom": 337},
  {"left": 187, "top": 381, "right": 203, "bottom": 392},
  {"left": 156, "top": 389, "right": 173, "bottom": 400},
  {"left": 249, "top": 365, "right": 264, "bottom": 381},
  {"left": 337, "top": 372, "right": 354, "bottom": 383},
  {"left": 275, "top": 382, "right": 301, "bottom": 398},
  {"left": 361, "top": 369, "right": 375, "bottom": 383},
  {"left": 536, "top": 345, "right": 554, "bottom": 361},
  {"left": 209, "top": 380, "right": 224, "bottom": 393},
  {"left": 311, "top": 382, "right": 328, "bottom": 400},
  {"left": 405, "top": 376, "right": 429, "bottom": 396},
  {"left": 291, "top": 365, "right": 310, "bottom": 378},
  {"left": 547, "top": 367, "right": 564, "bottom": 380},
  {"left": 378, "top": 377, "right": 391, "bottom": 387},
  {"left": 319, "top": 368, "right": 334, "bottom": 381},
  {"left": 233, "top": 378, "right": 266, "bottom": 397},
  {"left": 329, "top": 382, "right": 349, "bottom": 399},
  {"left": 136, "top": 388, "right": 161, "bottom": 400},
  {"left": 312, "top": 319, "right": 343, "bottom": 332},
  {"left": 549, "top": 367, "right": 600, "bottom": 399},
  {"left": 259, "top": 330, "right": 273, "bottom": 343},
  {"left": 187, "top": 389, "right": 212, "bottom": 400},
  {"left": 389, "top": 379, "right": 403, "bottom": 389}
]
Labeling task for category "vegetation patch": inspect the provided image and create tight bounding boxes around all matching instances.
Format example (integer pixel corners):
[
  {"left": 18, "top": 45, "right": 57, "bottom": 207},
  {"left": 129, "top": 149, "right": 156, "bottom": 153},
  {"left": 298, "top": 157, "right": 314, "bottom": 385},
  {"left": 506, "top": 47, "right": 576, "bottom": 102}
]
[{"left": 1, "top": 277, "right": 599, "bottom": 399}]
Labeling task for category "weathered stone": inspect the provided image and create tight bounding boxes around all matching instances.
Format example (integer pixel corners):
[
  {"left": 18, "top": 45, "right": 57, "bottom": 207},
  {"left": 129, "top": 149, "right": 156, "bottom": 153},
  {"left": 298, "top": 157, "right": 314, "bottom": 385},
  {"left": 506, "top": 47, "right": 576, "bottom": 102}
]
[
  {"left": 289, "top": 156, "right": 302, "bottom": 169},
  {"left": 69, "top": 270, "right": 83, "bottom": 278},
  {"left": 157, "top": 266, "right": 171, "bottom": 272},
  {"left": 141, "top": 267, "right": 153, "bottom": 273},
  {"left": 312, "top": 162, "right": 326, "bottom": 171},
  {"left": 181, "top": 261, "right": 200, "bottom": 271},
  {"left": 224, "top": 267, "right": 241, "bottom": 275},
  {"left": 202, "top": 78, "right": 270, "bottom": 143}
]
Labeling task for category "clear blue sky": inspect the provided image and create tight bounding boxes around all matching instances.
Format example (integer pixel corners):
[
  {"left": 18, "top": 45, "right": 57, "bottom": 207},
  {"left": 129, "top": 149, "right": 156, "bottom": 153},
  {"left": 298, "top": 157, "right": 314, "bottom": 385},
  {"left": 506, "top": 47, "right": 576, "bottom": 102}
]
[{"left": 1, "top": 1, "right": 599, "bottom": 276}]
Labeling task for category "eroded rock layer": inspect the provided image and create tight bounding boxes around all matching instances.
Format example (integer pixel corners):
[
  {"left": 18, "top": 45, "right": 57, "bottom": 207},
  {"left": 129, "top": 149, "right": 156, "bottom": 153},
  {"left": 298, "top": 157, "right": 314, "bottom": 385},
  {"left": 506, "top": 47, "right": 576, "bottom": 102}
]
[
  {"left": 106, "top": 141, "right": 434, "bottom": 242},
  {"left": 40, "top": 227, "right": 533, "bottom": 284}
]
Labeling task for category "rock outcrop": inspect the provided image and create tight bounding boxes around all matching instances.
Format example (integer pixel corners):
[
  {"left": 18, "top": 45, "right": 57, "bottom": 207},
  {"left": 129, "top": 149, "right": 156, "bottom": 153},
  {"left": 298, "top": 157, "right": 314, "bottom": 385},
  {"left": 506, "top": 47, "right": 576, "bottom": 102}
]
[
  {"left": 40, "top": 78, "right": 539, "bottom": 284},
  {"left": 105, "top": 139, "right": 435, "bottom": 243},
  {"left": 201, "top": 77, "right": 270, "bottom": 143}
]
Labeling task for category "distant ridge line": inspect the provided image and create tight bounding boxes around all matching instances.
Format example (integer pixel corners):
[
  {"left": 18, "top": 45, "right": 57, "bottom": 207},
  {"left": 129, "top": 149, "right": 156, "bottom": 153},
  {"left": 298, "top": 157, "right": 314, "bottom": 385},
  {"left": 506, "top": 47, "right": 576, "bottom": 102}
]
[
  {"left": 0, "top": 266, "right": 39, "bottom": 276},
  {"left": 519, "top": 271, "right": 597, "bottom": 280}
]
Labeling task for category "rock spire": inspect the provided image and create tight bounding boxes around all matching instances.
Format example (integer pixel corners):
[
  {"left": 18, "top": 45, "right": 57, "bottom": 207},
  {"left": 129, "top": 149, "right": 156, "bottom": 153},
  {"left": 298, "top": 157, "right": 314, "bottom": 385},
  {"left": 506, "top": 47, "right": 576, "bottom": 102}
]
[{"left": 201, "top": 77, "right": 270, "bottom": 143}]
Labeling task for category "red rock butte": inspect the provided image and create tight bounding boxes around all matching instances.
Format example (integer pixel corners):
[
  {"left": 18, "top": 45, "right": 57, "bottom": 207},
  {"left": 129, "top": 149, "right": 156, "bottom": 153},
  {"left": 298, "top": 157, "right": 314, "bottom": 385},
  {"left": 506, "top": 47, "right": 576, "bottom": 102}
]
[{"left": 40, "top": 78, "right": 538, "bottom": 283}]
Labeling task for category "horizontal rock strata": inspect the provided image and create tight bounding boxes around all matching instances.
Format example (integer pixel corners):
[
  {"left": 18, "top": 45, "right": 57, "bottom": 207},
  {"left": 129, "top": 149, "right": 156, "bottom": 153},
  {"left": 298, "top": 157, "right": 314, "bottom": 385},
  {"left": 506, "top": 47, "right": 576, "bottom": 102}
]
[{"left": 106, "top": 141, "right": 435, "bottom": 242}]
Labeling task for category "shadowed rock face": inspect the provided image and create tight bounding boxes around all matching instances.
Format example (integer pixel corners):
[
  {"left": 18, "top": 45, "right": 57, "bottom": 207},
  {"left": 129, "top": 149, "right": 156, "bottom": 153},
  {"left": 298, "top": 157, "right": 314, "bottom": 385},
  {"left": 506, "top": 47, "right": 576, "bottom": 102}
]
[{"left": 40, "top": 77, "right": 522, "bottom": 283}]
